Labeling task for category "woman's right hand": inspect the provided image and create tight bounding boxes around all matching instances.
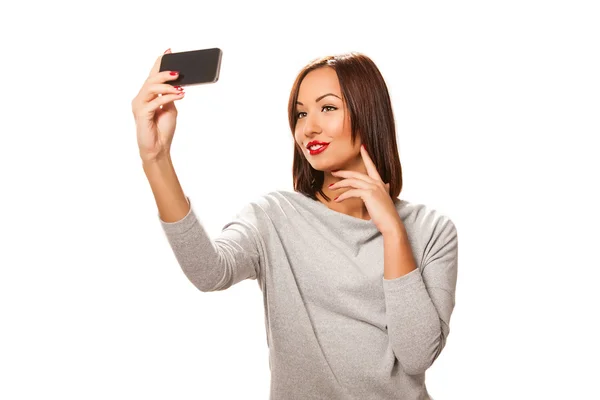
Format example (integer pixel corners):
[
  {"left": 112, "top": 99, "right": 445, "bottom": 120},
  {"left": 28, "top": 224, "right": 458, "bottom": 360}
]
[{"left": 131, "top": 48, "right": 186, "bottom": 162}]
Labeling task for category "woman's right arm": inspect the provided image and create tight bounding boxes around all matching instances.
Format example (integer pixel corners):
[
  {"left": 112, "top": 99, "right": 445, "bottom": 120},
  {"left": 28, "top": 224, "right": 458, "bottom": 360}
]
[
  {"left": 142, "top": 154, "right": 190, "bottom": 223},
  {"left": 153, "top": 180, "right": 263, "bottom": 293},
  {"left": 133, "top": 49, "right": 262, "bottom": 293},
  {"left": 142, "top": 138, "right": 261, "bottom": 294}
]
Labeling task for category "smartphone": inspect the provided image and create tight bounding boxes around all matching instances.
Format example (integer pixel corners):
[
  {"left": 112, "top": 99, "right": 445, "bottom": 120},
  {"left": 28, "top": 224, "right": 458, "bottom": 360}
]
[{"left": 159, "top": 48, "right": 222, "bottom": 86}]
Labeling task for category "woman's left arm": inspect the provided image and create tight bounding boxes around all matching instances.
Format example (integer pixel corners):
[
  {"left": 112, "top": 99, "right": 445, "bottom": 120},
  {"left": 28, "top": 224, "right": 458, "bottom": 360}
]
[
  {"left": 329, "top": 146, "right": 459, "bottom": 375},
  {"left": 382, "top": 219, "right": 459, "bottom": 376}
]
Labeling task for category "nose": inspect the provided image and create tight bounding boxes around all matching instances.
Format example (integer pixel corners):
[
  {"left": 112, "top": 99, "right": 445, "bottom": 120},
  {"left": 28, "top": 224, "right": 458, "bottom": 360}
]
[{"left": 301, "top": 112, "right": 322, "bottom": 137}]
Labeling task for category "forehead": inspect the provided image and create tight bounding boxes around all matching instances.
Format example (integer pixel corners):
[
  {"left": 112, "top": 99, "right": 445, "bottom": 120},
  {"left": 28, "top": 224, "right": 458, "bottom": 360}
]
[{"left": 297, "top": 67, "right": 340, "bottom": 98}]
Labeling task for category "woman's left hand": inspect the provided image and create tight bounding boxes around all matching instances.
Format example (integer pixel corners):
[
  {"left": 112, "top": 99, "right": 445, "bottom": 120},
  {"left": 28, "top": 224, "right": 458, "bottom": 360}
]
[{"left": 330, "top": 145, "right": 403, "bottom": 236}]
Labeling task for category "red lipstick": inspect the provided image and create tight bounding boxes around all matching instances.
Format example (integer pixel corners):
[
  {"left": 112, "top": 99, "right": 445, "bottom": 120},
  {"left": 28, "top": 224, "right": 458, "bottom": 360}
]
[{"left": 306, "top": 141, "right": 330, "bottom": 155}]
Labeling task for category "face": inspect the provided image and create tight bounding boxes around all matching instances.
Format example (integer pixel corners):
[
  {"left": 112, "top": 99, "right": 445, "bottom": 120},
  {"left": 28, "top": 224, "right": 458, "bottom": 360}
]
[{"left": 294, "top": 67, "right": 362, "bottom": 171}]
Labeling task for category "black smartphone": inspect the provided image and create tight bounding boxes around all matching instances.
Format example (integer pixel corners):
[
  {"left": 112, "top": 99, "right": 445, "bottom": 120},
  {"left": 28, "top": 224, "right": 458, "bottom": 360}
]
[{"left": 159, "top": 48, "right": 222, "bottom": 86}]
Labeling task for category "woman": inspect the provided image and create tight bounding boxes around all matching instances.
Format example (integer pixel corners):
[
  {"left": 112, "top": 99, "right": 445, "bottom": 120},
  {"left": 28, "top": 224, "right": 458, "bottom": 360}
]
[{"left": 131, "top": 48, "right": 458, "bottom": 400}]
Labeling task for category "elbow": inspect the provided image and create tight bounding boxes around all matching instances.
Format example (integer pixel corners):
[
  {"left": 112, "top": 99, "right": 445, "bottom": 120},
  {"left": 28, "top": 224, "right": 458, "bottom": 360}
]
[
  {"left": 190, "top": 274, "right": 231, "bottom": 293},
  {"left": 192, "top": 281, "right": 216, "bottom": 293},
  {"left": 395, "top": 330, "right": 446, "bottom": 376},
  {"left": 400, "top": 359, "right": 432, "bottom": 376},
  {"left": 190, "top": 279, "right": 229, "bottom": 293},
  {"left": 180, "top": 265, "right": 228, "bottom": 293},
  {"left": 186, "top": 275, "right": 216, "bottom": 293}
]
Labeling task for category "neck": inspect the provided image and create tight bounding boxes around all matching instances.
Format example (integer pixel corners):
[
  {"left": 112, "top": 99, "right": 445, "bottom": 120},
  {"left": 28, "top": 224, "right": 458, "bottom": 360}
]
[{"left": 318, "top": 159, "right": 370, "bottom": 220}]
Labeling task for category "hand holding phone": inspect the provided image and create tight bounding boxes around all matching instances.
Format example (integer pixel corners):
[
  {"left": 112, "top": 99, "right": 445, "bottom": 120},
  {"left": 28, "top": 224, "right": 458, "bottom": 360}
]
[
  {"left": 131, "top": 49, "right": 187, "bottom": 162},
  {"left": 159, "top": 48, "right": 223, "bottom": 87}
]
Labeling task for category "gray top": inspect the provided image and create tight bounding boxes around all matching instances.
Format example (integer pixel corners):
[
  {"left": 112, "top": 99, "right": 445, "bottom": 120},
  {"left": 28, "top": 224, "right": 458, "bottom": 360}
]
[{"left": 159, "top": 189, "right": 458, "bottom": 400}]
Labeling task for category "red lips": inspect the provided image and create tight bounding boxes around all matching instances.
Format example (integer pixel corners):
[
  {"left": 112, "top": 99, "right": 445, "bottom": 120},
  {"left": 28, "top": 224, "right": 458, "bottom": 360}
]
[
  {"left": 308, "top": 143, "right": 329, "bottom": 155},
  {"left": 306, "top": 140, "right": 330, "bottom": 149}
]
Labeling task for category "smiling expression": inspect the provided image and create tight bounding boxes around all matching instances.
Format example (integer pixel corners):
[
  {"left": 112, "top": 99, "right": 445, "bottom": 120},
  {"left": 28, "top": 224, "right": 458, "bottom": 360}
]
[{"left": 294, "top": 67, "right": 362, "bottom": 170}]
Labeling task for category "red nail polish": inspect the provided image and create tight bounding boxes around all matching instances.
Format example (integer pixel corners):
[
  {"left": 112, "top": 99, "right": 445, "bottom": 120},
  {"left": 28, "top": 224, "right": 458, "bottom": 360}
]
[
  {"left": 328, "top": 183, "right": 334, "bottom": 187},
  {"left": 170, "top": 71, "right": 179, "bottom": 76},
  {"left": 334, "top": 196, "right": 339, "bottom": 201}
]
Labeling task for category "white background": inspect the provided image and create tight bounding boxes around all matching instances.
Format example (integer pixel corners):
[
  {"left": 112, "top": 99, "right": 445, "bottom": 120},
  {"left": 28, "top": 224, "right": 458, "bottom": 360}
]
[{"left": 1, "top": 0, "right": 599, "bottom": 399}]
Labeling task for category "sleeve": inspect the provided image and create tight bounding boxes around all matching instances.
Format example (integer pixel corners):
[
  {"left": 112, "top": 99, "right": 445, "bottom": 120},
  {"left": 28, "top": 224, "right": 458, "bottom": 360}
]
[
  {"left": 382, "top": 215, "right": 458, "bottom": 375},
  {"left": 159, "top": 196, "right": 263, "bottom": 292}
]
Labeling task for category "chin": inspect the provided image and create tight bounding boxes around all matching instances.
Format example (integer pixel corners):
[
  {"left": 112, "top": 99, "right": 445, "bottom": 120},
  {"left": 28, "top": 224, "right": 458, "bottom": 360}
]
[
  {"left": 312, "top": 166, "right": 338, "bottom": 173},
  {"left": 307, "top": 160, "right": 330, "bottom": 169}
]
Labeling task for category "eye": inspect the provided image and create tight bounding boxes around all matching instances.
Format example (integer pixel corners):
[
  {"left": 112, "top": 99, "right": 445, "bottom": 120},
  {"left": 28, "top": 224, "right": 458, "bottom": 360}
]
[{"left": 296, "top": 105, "right": 337, "bottom": 119}]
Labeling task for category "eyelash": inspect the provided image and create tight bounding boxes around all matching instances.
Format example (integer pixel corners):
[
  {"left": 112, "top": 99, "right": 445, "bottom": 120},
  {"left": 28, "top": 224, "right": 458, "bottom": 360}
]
[{"left": 296, "top": 106, "right": 337, "bottom": 119}]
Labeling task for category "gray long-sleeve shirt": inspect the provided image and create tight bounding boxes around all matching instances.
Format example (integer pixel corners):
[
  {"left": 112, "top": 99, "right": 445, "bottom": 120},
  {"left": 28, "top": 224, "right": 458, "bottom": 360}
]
[{"left": 159, "top": 189, "right": 458, "bottom": 400}]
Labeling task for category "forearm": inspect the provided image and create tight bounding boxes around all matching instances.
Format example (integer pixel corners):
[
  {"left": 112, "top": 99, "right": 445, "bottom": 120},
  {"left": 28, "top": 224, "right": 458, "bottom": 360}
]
[
  {"left": 382, "top": 225, "right": 417, "bottom": 280},
  {"left": 142, "top": 155, "right": 190, "bottom": 223},
  {"left": 381, "top": 222, "right": 456, "bottom": 375}
]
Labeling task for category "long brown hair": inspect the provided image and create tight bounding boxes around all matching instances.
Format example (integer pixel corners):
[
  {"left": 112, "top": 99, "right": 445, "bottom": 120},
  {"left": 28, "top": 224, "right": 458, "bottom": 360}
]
[{"left": 287, "top": 52, "right": 403, "bottom": 202}]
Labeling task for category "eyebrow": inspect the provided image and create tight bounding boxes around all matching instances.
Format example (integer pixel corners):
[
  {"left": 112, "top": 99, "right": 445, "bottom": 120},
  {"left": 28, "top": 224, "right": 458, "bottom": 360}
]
[{"left": 296, "top": 93, "right": 341, "bottom": 106}]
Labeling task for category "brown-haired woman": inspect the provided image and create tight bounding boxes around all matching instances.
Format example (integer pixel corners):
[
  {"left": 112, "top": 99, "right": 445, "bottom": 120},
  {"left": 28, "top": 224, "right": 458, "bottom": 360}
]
[{"left": 132, "top": 49, "right": 458, "bottom": 400}]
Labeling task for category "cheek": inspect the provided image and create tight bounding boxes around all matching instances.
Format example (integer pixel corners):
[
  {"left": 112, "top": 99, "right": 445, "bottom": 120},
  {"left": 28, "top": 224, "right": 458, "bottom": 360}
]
[
  {"left": 327, "top": 115, "right": 349, "bottom": 138},
  {"left": 294, "top": 129, "right": 302, "bottom": 144},
  {"left": 294, "top": 130, "right": 305, "bottom": 151}
]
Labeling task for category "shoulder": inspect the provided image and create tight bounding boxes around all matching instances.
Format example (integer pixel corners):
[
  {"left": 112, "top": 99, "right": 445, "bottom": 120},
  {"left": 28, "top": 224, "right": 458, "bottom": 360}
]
[
  {"left": 398, "top": 198, "right": 458, "bottom": 239},
  {"left": 398, "top": 199, "right": 458, "bottom": 273},
  {"left": 230, "top": 189, "right": 299, "bottom": 224}
]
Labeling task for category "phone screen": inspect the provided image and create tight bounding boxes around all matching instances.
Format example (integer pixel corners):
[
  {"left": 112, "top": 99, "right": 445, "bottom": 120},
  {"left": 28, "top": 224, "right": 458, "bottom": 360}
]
[{"left": 159, "top": 48, "right": 222, "bottom": 86}]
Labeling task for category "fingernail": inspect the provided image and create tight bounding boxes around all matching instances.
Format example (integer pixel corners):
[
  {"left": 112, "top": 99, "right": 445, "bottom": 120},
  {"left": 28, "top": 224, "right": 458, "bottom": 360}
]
[
  {"left": 328, "top": 183, "right": 334, "bottom": 187},
  {"left": 334, "top": 196, "right": 339, "bottom": 201},
  {"left": 164, "top": 48, "right": 171, "bottom": 54},
  {"left": 332, "top": 169, "right": 340, "bottom": 172},
  {"left": 170, "top": 71, "right": 179, "bottom": 76}
]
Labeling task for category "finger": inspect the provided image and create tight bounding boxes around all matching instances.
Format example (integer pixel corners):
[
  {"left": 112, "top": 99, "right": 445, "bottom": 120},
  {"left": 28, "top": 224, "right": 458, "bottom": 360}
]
[
  {"left": 142, "top": 92, "right": 185, "bottom": 115},
  {"left": 147, "top": 69, "right": 182, "bottom": 86},
  {"left": 147, "top": 48, "right": 171, "bottom": 78},
  {"left": 141, "top": 82, "right": 184, "bottom": 102},
  {"left": 132, "top": 83, "right": 183, "bottom": 116},
  {"left": 330, "top": 178, "right": 372, "bottom": 191},
  {"left": 334, "top": 189, "right": 364, "bottom": 202},
  {"left": 360, "top": 145, "right": 384, "bottom": 183},
  {"left": 161, "top": 93, "right": 179, "bottom": 113},
  {"left": 332, "top": 169, "right": 373, "bottom": 184}
]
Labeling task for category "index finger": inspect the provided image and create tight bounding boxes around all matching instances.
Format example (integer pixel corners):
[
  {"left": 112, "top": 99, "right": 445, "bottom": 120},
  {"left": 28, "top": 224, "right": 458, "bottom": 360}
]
[
  {"left": 148, "top": 48, "right": 171, "bottom": 78},
  {"left": 360, "top": 144, "right": 384, "bottom": 182}
]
